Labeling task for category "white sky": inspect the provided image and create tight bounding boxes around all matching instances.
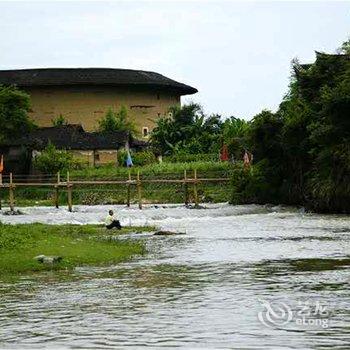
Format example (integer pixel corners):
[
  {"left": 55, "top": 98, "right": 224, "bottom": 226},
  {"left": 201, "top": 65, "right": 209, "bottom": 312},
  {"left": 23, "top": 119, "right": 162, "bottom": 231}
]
[{"left": 0, "top": 1, "right": 349, "bottom": 119}]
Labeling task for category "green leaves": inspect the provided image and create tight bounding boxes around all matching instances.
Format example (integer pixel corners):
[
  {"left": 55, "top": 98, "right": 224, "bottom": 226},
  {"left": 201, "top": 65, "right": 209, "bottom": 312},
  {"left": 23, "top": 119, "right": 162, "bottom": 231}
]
[
  {"left": 34, "top": 142, "right": 74, "bottom": 174},
  {"left": 51, "top": 114, "right": 68, "bottom": 126},
  {"left": 0, "top": 85, "right": 35, "bottom": 144},
  {"left": 98, "top": 106, "right": 137, "bottom": 136},
  {"left": 242, "top": 39, "right": 350, "bottom": 212},
  {"left": 150, "top": 103, "right": 223, "bottom": 156}
]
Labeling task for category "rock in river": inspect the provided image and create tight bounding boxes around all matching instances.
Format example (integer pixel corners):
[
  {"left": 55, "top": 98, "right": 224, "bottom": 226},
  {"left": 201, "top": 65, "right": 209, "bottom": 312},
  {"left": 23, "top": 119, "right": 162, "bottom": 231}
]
[
  {"left": 153, "top": 230, "right": 186, "bottom": 236},
  {"left": 34, "top": 255, "right": 63, "bottom": 265}
]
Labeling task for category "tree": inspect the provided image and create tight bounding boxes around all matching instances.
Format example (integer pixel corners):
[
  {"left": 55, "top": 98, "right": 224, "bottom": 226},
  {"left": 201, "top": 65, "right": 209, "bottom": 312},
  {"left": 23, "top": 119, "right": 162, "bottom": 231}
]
[
  {"left": 338, "top": 38, "right": 350, "bottom": 54},
  {"left": 222, "top": 117, "right": 249, "bottom": 159},
  {"left": 34, "top": 143, "right": 74, "bottom": 174},
  {"left": 98, "top": 106, "right": 137, "bottom": 135},
  {"left": 51, "top": 114, "right": 68, "bottom": 126},
  {"left": 150, "top": 103, "right": 223, "bottom": 155},
  {"left": 0, "top": 85, "right": 35, "bottom": 143},
  {"left": 242, "top": 38, "right": 350, "bottom": 212}
]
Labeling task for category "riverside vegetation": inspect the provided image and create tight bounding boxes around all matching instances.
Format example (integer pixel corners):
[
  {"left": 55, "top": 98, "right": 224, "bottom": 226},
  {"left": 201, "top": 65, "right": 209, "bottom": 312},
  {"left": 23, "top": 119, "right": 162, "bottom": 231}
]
[
  {"left": 0, "top": 39, "right": 349, "bottom": 213},
  {"left": 0, "top": 223, "right": 154, "bottom": 279}
]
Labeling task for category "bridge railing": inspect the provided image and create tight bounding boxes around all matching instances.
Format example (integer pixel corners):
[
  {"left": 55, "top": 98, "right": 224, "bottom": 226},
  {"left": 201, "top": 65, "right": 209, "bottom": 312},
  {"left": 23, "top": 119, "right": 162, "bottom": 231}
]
[{"left": 0, "top": 170, "right": 232, "bottom": 212}]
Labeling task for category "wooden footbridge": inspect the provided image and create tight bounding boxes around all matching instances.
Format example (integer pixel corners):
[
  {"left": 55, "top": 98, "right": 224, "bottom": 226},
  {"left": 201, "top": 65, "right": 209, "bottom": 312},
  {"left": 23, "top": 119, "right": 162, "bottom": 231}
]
[{"left": 0, "top": 170, "right": 230, "bottom": 212}]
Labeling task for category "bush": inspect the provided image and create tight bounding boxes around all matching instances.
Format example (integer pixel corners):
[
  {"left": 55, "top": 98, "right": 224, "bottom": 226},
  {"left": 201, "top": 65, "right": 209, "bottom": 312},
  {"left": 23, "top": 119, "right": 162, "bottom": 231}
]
[
  {"left": 117, "top": 150, "right": 156, "bottom": 167},
  {"left": 132, "top": 151, "right": 156, "bottom": 166},
  {"left": 51, "top": 114, "right": 68, "bottom": 126},
  {"left": 98, "top": 106, "right": 137, "bottom": 136},
  {"left": 230, "top": 162, "right": 269, "bottom": 204},
  {"left": 117, "top": 149, "right": 127, "bottom": 167},
  {"left": 34, "top": 143, "right": 74, "bottom": 174}
]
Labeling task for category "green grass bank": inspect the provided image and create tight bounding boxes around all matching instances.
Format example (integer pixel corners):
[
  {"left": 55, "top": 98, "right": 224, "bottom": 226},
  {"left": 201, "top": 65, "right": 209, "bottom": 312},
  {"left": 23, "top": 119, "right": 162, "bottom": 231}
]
[{"left": 0, "top": 223, "right": 154, "bottom": 279}]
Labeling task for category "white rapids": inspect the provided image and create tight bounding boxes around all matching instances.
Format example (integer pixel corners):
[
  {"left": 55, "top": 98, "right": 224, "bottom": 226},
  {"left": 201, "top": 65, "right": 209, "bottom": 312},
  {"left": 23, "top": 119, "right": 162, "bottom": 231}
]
[{"left": 0, "top": 203, "right": 349, "bottom": 349}]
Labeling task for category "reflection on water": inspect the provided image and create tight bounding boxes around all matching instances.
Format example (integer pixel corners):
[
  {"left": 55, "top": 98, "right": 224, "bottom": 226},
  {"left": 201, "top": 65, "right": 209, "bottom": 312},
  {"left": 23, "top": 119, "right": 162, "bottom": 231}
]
[{"left": 0, "top": 203, "right": 349, "bottom": 349}]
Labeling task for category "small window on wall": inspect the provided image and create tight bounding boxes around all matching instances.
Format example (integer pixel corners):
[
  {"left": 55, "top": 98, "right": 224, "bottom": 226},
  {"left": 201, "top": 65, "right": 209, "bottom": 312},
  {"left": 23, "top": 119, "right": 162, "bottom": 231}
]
[{"left": 142, "top": 127, "right": 149, "bottom": 137}]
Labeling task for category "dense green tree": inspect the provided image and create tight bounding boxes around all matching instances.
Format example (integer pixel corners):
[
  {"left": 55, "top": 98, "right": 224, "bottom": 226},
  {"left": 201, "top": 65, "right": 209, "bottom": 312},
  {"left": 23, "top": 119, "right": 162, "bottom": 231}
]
[
  {"left": 98, "top": 106, "right": 137, "bottom": 136},
  {"left": 221, "top": 117, "right": 249, "bottom": 160},
  {"left": 149, "top": 39, "right": 350, "bottom": 213},
  {"left": 34, "top": 142, "right": 74, "bottom": 174},
  {"left": 306, "top": 55, "right": 350, "bottom": 212},
  {"left": 151, "top": 103, "right": 222, "bottom": 155},
  {"left": 339, "top": 38, "right": 350, "bottom": 54},
  {"left": 238, "top": 39, "right": 350, "bottom": 212},
  {"left": 0, "top": 85, "right": 35, "bottom": 143}
]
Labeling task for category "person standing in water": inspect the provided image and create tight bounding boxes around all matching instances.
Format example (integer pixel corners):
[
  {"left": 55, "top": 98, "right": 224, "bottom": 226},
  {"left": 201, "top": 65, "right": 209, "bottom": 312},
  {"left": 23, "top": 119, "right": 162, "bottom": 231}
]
[{"left": 105, "top": 210, "right": 122, "bottom": 230}]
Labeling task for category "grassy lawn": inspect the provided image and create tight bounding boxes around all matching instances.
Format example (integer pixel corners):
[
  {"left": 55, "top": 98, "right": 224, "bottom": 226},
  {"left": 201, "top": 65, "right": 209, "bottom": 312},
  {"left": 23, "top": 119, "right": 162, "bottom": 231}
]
[{"left": 0, "top": 223, "right": 154, "bottom": 278}]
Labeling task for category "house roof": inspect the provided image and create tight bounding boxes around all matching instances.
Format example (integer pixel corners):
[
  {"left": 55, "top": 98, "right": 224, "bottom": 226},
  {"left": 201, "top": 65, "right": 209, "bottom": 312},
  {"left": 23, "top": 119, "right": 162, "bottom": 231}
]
[
  {"left": 13, "top": 125, "right": 147, "bottom": 150},
  {"left": 0, "top": 68, "right": 198, "bottom": 95}
]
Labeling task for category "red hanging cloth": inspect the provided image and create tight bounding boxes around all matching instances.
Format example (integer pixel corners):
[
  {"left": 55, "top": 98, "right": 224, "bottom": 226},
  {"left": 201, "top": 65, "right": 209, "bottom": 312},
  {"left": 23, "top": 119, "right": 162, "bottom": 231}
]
[
  {"left": 220, "top": 144, "right": 229, "bottom": 161},
  {"left": 0, "top": 155, "right": 4, "bottom": 173}
]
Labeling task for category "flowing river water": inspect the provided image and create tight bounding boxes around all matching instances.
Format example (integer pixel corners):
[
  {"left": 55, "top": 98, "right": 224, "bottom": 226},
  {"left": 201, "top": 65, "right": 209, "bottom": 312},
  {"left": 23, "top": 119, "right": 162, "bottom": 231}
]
[{"left": 0, "top": 203, "right": 349, "bottom": 349}]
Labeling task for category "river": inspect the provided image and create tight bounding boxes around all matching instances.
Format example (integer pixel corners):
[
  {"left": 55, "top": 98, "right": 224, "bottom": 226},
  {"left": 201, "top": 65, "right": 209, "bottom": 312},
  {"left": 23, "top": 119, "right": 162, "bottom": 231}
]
[{"left": 0, "top": 203, "right": 349, "bottom": 349}]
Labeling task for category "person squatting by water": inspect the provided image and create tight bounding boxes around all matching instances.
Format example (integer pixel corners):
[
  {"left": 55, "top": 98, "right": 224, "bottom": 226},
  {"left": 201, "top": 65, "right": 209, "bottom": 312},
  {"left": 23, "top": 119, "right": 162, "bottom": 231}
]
[{"left": 105, "top": 210, "right": 122, "bottom": 230}]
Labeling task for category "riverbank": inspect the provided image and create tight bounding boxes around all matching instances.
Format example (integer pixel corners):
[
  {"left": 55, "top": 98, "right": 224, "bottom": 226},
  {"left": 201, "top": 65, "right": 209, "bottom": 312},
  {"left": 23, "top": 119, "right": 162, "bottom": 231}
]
[
  {"left": 1, "top": 204, "right": 349, "bottom": 348},
  {"left": 0, "top": 223, "right": 154, "bottom": 279}
]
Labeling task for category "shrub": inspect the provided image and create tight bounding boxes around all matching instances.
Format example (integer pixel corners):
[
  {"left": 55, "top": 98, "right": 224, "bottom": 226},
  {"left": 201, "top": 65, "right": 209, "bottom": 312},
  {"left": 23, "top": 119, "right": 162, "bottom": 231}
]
[
  {"left": 117, "top": 149, "right": 128, "bottom": 167},
  {"left": 34, "top": 143, "right": 74, "bottom": 174},
  {"left": 51, "top": 114, "right": 68, "bottom": 126},
  {"left": 230, "top": 161, "right": 269, "bottom": 204},
  {"left": 98, "top": 106, "right": 137, "bottom": 136},
  {"left": 117, "top": 150, "right": 156, "bottom": 167},
  {"left": 132, "top": 151, "right": 156, "bottom": 166}
]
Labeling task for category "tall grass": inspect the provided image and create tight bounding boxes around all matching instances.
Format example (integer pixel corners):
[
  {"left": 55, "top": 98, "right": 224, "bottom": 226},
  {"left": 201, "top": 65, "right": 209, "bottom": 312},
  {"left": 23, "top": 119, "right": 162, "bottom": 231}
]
[{"left": 70, "top": 161, "right": 232, "bottom": 180}]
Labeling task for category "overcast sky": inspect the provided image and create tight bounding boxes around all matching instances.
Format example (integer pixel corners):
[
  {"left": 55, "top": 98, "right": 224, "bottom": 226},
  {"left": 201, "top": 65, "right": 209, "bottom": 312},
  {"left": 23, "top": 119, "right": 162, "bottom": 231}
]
[{"left": 0, "top": 1, "right": 349, "bottom": 119}]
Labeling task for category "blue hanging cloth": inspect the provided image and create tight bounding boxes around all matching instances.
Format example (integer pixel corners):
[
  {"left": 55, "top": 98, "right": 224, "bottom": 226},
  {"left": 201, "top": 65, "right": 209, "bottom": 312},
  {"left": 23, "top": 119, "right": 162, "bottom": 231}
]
[{"left": 126, "top": 150, "right": 133, "bottom": 167}]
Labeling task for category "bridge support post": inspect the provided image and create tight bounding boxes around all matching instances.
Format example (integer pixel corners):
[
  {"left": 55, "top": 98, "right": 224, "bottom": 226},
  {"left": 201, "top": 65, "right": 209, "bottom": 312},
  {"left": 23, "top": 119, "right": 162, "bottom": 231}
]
[
  {"left": 193, "top": 169, "right": 199, "bottom": 208},
  {"left": 184, "top": 170, "right": 189, "bottom": 206},
  {"left": 9, "top": 172, "right": 15, "bottom": 212},
  {"left": 67, "top": 171, "right": 73, "bottom": 212},
  {"left": 54, "top": 172, "right": 60, "bottom": 209},
  {"left": 127, "top": 171, "right": 131, "bottom": 207},
  {"left": 137, "top": 170, "right": 142, "bottom": 210}
]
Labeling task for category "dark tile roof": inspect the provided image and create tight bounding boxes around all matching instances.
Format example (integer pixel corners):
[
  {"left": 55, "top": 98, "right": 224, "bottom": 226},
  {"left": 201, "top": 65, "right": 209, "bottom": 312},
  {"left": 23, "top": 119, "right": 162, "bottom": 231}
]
[
  {"left": 12, "top": 125, "right": 142, "bottom": 150},
  {"left": 0, "top": 68, "right": 198, "bottom": 95}
]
